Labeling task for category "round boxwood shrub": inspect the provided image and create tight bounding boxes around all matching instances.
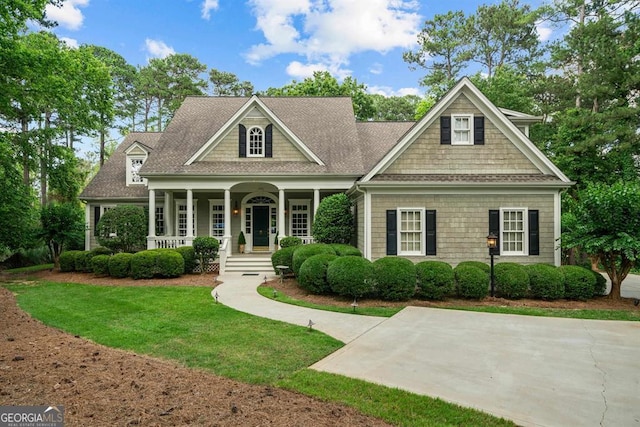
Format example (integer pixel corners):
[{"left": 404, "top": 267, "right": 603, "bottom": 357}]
[
  {"left": 494, "top": 263, "right": 529, "bottom": 299},
  {"left": 327, "top": 256, "right": 375, "bottom": 299},
  {"left": 456, "top": 261, "right": 491, "bottom": 274},
  {"left": 175, "top": 246, "right": 196, "bottom": 274},
  {"left": 330, "top": 244, "right": 362, "bottom": 257},
  {"left": 454, "top": 265, "right": 489, "bottom": 299},
  {"left": 155, "top": 249, "right": 185, "bottom": 278},
  {"left": 559, "top": 265, "right": 596, "bottom": 301},
  {"left": 271, "top": 246, "right": 297, "bottom": 274},
  {"left": 526, "top": 264, "right": 564, "bottom": 300},
  {"left": 91, "top": 254, "right": 110, "bottom": 276},
  {"left": 75, "top": 251, "right": 94, "bottom": 273},
  {"left": 108, "top": 252, "right": 133, "bottom": 278},
  {"left": 59, "top": 250, "right": 81, "bottom": 272},
  {"left": 193, "top": 236, "right": 219, "bottom": 274},
  {"left": 372, "top": 257, "right": 416, "bottom": 301},
  {"left": 131, "top": 250, "right": 160, "bottom": 279},
  {"left": 415, "top": 261, "right": 454, "bottom": 300},
  {"left": 298, "top": 254, "right": 338, "bottom": 294},
  {"left": 279, "top": 236, "right": 302, "bottom": 249},
  {"left": 291, "top": 244, "right": 337, "bottom": 276},
  {"left": 590, "top": 270, "right": 607, "bottom": 296},
  {"left": 91, "top": 246, "right": 113, "bottom": 256}
]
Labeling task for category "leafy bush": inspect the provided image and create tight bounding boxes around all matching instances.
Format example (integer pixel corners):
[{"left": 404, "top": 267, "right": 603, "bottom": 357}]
[
  {"left": 91, "top": 246, "right": 113, "bottom": 256},
  {"left": 131, "top": 250, "right": 160, "bottom": 279},
  {"left": 330, "top": 244, "right": 362, "bottom": 257},
  {"left": 298, "top": 254, "right": 338, "bottom": 294},
  {"left": 193, "top": 236, "right": 219, "bottom": 274},
  {"left": 312, "top": 193, "right": 354, "bottom": 244},
  {"left": 96, "top": 205, "right": 147, "bottom": 253},
  {"left": 527, "top": 264, "right": 564, "bottom": 300},
  {"left": 75, "top": 251, "right": 94, "bottom": 273},
  {"left": 590, "top": 270, "right": 608, "bottom": 296},
  {"left": 327, "top": 256, "right": 375, "bottom": 299},
  {"left": 155, "top": 249, "right": 184, "bottom": 278},
  {"left": 59, "top": 250, "right": 81, "bottom": 272},
  {"left": 291, "top": 244, "right": 337, "bottom": 275},
  {"left": 456, "top": 261, "right": 491, "bottom": 274},
  {"left": 559, "top": 265, "right": 596, "bottom": 301},
  {"left": 454, "top": 265, "right": 489, "bottom": 299},
  {"left": 279, "top": 236, "right": 302, "bottom": 248},
  {"left": 372, "top": 257, "right": 416, "bottom": 301},
  {"left": 91, "top": 254, "right": 110, "bottom": 276},
  {"left": 39, "top": 202, "right": 85, "bottom": 269},
  {"left": 175, "top": 246, "right": 196, "bottom": 274},
  {"left": 108, "top": 252, "right": 133, "bottom": 278},
  {"left": 415, "top": 261, "right": 454, "bottom": 300},
  {"left": 494, "top": 263, "right": 529, "bottom": 299},
  {"left": 271, "top": 246, "right": 297, "bottom": 274}
]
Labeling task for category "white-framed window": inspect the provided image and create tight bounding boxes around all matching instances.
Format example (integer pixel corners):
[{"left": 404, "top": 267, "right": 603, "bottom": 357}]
[
  {"left": 248, "top": 126, "right": 264, "bottom": 157},
  {"left": 126, "top": 156, "right": 146, "bottom": 185},
  {"left": 398, "top": 208, "right": 424, "bottom": 255},
  {"left": 209, "top": 199, "right": 224, "bottom": 238},
  {"left": 289, "top": 200, "right": 310, "bottom": 237},
  {"left": 452, "top": 114, "right": 473, "bottom": 145},
  {"left": 175, "top": 200, "right": 198, "bottom": 237},
  {"left": 155, "top": 206, "right": 164, "bottom": 235},
  {"left": 501, "top": 208, "right": 527, "bottom": 255}
]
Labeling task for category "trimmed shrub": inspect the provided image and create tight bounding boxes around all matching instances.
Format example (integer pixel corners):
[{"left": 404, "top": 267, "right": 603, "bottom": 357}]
[
  {"left": 330, "top": 244, "right": 362, "bottom": 257},
  {"left": 108, "top": 252, "right": 133, "bottom": 278},
  {"left": 155, "top": 249, "right": 185, "bottom": 278},
  {"left": 75, "top": 251, "right": 94, "bottom": 273},
  {"left": 327, "top": 256, "right": 375, "bottom": 299},
  {"left": 91, "top": 254, "right": 110, "bottom": 276},
  {"left": 193, "top": 236, "right": 220, "bottom": 274},
  {"left": 590, "top": 270, "right": 608, "bottom": 296},
  {"left": 559, "top": 265, "right": 596, "bottom": 301},
  {"left": 527, "top": 264, "right": 564, "bottom": 300},
  {"left": 271, "top": 246, "right": 297, "bottom": 274},
  {"left": 279, "top": 236, "right": 302, "bottom": 249},
  {"left": 454, "top": 265, "right": 489, "bottom": 299},
  {"left": 312, "top": 193, "right": 354, "bottom": 244},
  {"left": 298, "top": 254, "right": 338, "bottom": 294},
  {"left": 494, "top": 263, "right": 529, "bottom": 299},
  {"left": 91, "top": 246, "right": 113, "bottom": 256},
  {"left": 59, "top": 250, "right": 81, "bottom": 272},
  {"left": 131, "top": 250, "right": 160, "bottom": 279},
  {"left": 291, "top": 244, "right": 337, "bottom": 275},
  {"left": 175, "top": 246, "right": 197, "bottom": 274},
  {"left": 456, "top": 261, "right": 491, "bottom": 274},
  {"left": 96, "top": 205, "right": 147, "bottom": 253},
  {"left": 372, "top": 257, "right": 416, "bottom": 301},
  {"left": 415, "top": 261, "right": 454, "bottom": 300}
]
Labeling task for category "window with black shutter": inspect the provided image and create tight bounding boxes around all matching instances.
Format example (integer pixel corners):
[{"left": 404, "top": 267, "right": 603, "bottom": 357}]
[
  {"left": 426, "top": 210, "right": 436, "bottom": 255},
  {"left": 440, "top": 116, "right": 451, "bottom": 145},
  {"left": 386, "top": 210, "right": 397, "bottom": 255},
  {"left": 474, "top": 116, "right": 484, "bottom": 145},
  {"left": 528, "top": 210, "right": 539, "bottom": 256},
  {"left": 238, "top": 124, "right": 246, "bottom": 157},
  {"left": 265, "top": 124, "right": 273, "bottom": 158}
]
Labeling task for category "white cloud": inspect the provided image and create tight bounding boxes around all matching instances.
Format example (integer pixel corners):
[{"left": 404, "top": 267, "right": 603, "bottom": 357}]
[
  {"left": 368, "top": 85, "right": 421, "bottom": 97},
  {"left": 369, "top": 63, "right": 383, "bottom": 75},
  {"left": 60, "top": 37, "right": 79, "bottom": 48},
  {"left": 45, "top": 0, "right": 89, "bottom": 30},
  {"left": 245, "top": 0, "right": 421, "bottom": 72},
  {"left": 535, "top": 20, "right": 553, "bottom": 42},
  {"left": 201, "top": 0, "right": 219, "bottom": 20},
  {"left": 285, "top": 60, "right": 352, "bottom": 80},
  {"left": 145, "top": 38, "right": 176, "bottom": 59}
]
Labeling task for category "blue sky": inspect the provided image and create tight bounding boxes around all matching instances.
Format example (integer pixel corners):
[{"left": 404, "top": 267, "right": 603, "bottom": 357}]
[{"left": 45, "top": 0, "right": 550, "bottom": 97}]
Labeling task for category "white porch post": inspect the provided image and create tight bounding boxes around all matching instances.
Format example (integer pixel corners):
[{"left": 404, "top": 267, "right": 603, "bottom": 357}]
[
  {"left": 224, "top": 189, "right": 231, "bottom": 238},
  {"left": 84, "top": 204, "right": 91, "bottom": 250},
  {"left": 313, "top": 188, "right": 320, "bottom": 214},
  {"left": 279, "top": 188, "right": 286, "bottom": 237},
  {"left": 164, "top": 191, "right": 173, "bottom": 236},
  {"left": 147, "top": 189, "right": 156, "bottom": 249},
  {"left": 186, "top": 189, "right": 193, "bottom": 239}
]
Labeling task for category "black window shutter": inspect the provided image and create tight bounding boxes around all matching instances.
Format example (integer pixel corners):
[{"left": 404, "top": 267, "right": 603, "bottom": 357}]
[
  {"left": 238, "top": 124, "right": 246, "bottom": 157},
  {"left": 474, "top": 116, "right": 485, "bottom": 145},
  {"left": 94, "top": 206, "right": 101, "bottom": 236},
  {"left": 426, "top": 210, "right": 436, "bottom": 256},
  {"left": 265, "top": 124, "right": 273, "bottom": 158},
  {"left": 386, "top": 210, "right": 397, "bottom": 255},
  {"left": 528, "top": 210, "right": 539, "bottom": 256},
  {"left": 489, "top": 210, "right": 500, "bottom": 256},
  {"left": 440, "top": 116, "right": 451, "bottom": 145}
]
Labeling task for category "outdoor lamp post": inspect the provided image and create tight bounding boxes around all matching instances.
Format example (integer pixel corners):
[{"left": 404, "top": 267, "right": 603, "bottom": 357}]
[{"left": 486, "top": 233, "right": 498, "bottom": 297}]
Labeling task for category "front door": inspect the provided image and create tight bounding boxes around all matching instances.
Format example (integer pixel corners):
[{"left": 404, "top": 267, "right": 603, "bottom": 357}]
[{"left": 253, "top": 206, "right": 270, "bottom": 247}]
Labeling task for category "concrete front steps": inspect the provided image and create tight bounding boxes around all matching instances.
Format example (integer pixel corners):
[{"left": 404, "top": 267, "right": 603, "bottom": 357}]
[{"left": 223, "top": 254, "right": 274, "bottom": 274}]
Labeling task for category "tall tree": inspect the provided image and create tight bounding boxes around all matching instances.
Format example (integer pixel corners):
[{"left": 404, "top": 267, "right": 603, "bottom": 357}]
[
  {"left": 209, "top": 69, "right": 253, "bottom": 96},
  {"left": 369, "top": 94, "right": 421, "bottom": 121}
]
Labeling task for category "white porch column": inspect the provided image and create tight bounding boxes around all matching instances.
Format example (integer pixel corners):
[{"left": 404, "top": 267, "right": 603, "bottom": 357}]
[
  {"left": 224, "top": 189, "right": 231, "bottom": 238},
  {"left": 84, "top": 204, "right": 91, "bottom": 250},
  {"left": 164, "top": 191, "right": 173, "bottom": 236},
  {"left": 279, "top": 188, "right": 286, "bottom": 237},
  {"left": 186, "top": 189, "right": 193, "bottom": 238},
  {"left": 313, "top": 188, "right": 320, "bottom": 215},
  {"left": 148, "top": 189, "right": 156, "bottom": 237}
]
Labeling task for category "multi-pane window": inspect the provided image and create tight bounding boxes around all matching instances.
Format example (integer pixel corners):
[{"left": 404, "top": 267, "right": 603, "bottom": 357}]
[
  {"left": 209, "top": 200, "right": 224, "bottom": 238},
  {"left": 289, "top": 201, "right": 309, "bottom": 236},
  {"left": 130, "top": 158, "right": 144, "bottom": 183},
  {"left": 245, "top": 207, "right": 252, "bottom": 234},
  {"left": 502, "top": 209, "right": 526, "bottom": 255},
  {"left": 452, "top": 115, "right": 472, "bottom": 145},
  {"left": 155, "top": 206, "right": 164, "bottom": 235},
  {"left": 176, "top": 201, "right": 197, "bottom": 237},
  {"left": 248, "top": 127, "right": 264, "bottom": 157},
  {"left": 399, "top": 209, "right": 423, "bottom": 255}
]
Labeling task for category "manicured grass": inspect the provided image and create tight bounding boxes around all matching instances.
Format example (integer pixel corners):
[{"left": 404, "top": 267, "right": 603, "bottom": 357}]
[{"left": 258, "top": 286, "right": 402, "bottom": 317}]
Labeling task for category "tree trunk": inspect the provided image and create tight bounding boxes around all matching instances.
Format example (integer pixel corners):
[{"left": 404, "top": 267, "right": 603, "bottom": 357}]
[{"left": 21, "top": 118, "right": 30, "bottom": 186}]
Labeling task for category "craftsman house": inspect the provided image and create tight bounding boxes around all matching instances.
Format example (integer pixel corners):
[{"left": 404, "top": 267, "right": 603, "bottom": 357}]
[{"left": 80, "top": 77, "right": 572, "bottom": 272}]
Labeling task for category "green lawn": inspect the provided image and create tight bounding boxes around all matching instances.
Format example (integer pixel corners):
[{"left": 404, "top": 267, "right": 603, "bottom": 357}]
[{"left": 4, "top": 281, "right": 515, "bottom": 426}]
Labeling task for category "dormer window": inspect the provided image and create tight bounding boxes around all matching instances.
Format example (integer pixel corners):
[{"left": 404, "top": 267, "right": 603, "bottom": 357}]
[
  {"left": 130, "top": 157, "right": 144, "bottom": 183},
  {"left": 238, "top": 124, "right": 273, "bottom": 158},
  {"left": 125, "top": 142, "right": 149, "bottom": 186},
  {"left": 440, "top": 115, "right": 484, "bottom": 145},
  {"left": 452, "top": 115, "right": 472, "bottom": 145},
  {"left": 248, "top": 127, "right": 264, "bottom": 157}
]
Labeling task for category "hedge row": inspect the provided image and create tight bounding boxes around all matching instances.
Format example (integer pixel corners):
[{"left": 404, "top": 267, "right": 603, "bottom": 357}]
[{"left": 271, "top": 245, "right": 607, "bottom": 302}]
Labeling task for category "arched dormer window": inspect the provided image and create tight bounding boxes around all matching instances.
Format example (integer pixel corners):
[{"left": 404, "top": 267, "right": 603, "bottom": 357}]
[
  {"left": 248, "top": 127, "right": 264, "bottom": 157},
  {"left": 125, "top": 142, "right": 149, "bottom": 186},
  {"left": 238, "top": 124, "right": 273, "bottom": 158}
]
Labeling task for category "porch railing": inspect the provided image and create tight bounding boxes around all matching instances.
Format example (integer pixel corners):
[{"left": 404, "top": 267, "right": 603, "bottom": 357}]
[{"left": 149, "top": 236, "right": 190, "bottom": 249}]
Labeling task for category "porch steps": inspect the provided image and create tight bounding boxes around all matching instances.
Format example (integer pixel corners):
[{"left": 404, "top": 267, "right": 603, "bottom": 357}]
[{"left": 224, "top": 255, "right": 274, "bottom": 274}]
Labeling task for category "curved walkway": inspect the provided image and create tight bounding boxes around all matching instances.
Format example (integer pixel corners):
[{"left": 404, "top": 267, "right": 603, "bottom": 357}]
[{"left": 214, "top": 272, "right": 640, "bottom": 427}]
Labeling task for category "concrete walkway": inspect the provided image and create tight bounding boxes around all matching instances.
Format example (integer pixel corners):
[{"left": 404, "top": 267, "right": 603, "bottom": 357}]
[{"left": 214, "top": 272, "right": 640, "bottom": 427}]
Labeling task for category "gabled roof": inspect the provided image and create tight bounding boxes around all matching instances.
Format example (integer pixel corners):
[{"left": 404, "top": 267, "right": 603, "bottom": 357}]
[{"left": 360, "top": 77, "right": 572, "bottom": 184}]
